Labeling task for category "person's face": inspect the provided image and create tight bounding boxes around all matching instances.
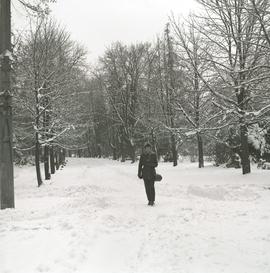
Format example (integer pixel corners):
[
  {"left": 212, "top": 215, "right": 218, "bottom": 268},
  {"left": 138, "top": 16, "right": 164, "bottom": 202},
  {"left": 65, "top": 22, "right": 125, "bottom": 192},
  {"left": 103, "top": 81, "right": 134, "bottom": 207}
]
[{"left": 145, "top": 146, "right": 151, "bottom": 154}]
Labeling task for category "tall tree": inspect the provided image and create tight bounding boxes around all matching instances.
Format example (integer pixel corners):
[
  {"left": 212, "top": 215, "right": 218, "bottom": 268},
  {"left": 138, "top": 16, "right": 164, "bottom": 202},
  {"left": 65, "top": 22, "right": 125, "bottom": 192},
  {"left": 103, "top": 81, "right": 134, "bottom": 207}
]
[
  {"left": 164, "top": 24, "right": 178, "bottom": 166},
  {"left": 0, "top": 0, "right": 14, "bottom": 209}
]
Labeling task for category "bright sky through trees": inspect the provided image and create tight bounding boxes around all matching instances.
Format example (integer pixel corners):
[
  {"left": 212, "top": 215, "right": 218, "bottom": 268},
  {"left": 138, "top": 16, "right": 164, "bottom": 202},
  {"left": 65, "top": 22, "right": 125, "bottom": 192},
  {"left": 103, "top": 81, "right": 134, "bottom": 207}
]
[{"left": 12, "top": 0, "right": 198, "bottom": 62}]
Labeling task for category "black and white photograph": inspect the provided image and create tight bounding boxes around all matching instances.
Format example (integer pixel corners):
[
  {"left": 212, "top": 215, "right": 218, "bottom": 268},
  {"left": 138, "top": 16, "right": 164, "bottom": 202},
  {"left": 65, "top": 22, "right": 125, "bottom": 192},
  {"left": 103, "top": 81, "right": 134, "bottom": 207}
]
[{"left": 1, "top": 0, "right": 270, "bottom": 272}]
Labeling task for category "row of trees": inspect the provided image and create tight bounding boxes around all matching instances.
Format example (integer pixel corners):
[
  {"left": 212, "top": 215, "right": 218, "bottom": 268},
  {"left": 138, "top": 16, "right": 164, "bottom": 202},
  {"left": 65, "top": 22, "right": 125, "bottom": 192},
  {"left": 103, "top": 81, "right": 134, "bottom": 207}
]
[
  {"left": 13, "top": 18, "right": 88, "bottom": 186},
  {"left": 14, "top": 0, "right": 270, "bottom": 188}
]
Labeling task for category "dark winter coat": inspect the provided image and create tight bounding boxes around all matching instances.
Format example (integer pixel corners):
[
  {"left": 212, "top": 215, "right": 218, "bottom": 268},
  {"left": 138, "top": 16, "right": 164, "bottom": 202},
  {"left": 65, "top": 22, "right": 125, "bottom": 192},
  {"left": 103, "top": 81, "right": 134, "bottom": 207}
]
[{"left": 138, "top": 152, "right": 158, "bottom": 181}]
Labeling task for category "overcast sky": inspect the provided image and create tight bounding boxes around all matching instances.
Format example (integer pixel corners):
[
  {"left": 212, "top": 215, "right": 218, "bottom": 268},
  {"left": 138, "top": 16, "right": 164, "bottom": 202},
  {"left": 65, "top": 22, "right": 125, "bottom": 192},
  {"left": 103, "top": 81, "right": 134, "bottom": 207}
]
[{"left": 12, "top": 0, "right": 198, "bottom": 63}]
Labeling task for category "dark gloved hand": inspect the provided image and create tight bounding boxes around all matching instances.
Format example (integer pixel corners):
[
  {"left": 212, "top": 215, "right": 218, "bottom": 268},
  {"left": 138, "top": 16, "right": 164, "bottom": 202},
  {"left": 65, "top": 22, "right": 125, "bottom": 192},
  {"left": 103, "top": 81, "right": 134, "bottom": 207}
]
[{"left": 138, "top": 174, "right": 143, "bottom": 179}]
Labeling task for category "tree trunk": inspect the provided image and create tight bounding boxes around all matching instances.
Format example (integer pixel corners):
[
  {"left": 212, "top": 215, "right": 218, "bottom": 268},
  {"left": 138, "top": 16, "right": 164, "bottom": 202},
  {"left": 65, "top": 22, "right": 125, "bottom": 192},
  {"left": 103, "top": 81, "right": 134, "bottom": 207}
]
[
  {"left": 113, "top": 149, "right": 117, "bottom": 160},
  {"left": 97, "top": 144, "right": 101, "bottom": 158},
  {"left": 171, "top": 133, "right": 178, "bottom": 167},
  {"left": 112, "top": 129, "right": 118, "bottom": 160},
  {"left": 59, "top": 149, "right": 65, "bottom": 167},
  {"left": 197, "top": 132, "right": 204, "bottom": 168},
  {"left": 50, "top": 145, "right": 55, "bottom": 174},
  {"left": 240, "top": 124, "right": 251, "bottom": 174},
  {"left": 44, "top": 144, "right": 51, "bottom": 180},
  {"left": 87, "top": 144, "right": 91, "bottom": 157},
  {"left": 150, "top": 129, "right": 158, "bottom": 159},
  {"left": 0, "top": 93, "right": 14, "bottom": 208},
  {"left": 120, "top": 139, "right": 125, "bottom": 162},
  {"left": 59, "top": 149, "right": 63, "bottom": 165},
  {"left": 55, "top": 148, "right": 59, "bottom": 170},
  {"left": 165, "top": 24, "right": 178, "bottom": 167},
  {"left": 62, "top": 149, "right": 66, "bottom": 165},
  {"left": 35, "top": 133, "right": 43, "bottom": 186},
  {"left": 0, "top": 0, "right": 14, "bottom": 209},
  {"left": 110, "top": 142, "right": 117, "bottom": 160},
  {"left": 237, "top": 80, "right": 251, "bottom": 174}
]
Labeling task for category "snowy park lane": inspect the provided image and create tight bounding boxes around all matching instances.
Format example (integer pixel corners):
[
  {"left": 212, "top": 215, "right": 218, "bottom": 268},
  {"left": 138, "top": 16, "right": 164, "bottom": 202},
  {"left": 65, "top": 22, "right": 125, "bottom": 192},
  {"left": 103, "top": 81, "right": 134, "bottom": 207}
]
[{"left": 1, "top": 158, "right": 270, "bottom": 273}]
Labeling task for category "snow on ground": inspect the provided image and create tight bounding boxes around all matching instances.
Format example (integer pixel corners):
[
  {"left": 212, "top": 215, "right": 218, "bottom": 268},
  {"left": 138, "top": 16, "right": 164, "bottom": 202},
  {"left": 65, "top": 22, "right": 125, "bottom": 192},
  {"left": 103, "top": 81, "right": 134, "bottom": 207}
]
[{"left": 1, "top": 158, "right": 270, "bottom": 273}]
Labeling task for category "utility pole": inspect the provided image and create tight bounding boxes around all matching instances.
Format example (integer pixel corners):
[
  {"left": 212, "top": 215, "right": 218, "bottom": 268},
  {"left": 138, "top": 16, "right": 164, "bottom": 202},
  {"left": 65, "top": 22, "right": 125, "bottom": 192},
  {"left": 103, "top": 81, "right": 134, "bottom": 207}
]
[{"left": 0, "top": 0, "right": 15, "bottom": 209}]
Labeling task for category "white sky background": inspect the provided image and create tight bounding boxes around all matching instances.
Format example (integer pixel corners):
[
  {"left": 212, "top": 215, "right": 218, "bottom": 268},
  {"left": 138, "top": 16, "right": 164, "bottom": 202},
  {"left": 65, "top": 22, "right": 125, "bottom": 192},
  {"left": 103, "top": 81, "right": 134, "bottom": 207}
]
[{"left": 12, "top": 0, "right": 199, "bottom": 63}]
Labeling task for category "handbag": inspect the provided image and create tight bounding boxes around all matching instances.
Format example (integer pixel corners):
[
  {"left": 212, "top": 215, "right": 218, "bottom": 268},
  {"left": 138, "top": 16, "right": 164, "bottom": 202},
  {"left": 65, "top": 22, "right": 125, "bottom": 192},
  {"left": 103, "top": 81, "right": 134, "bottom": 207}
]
[{"left": 155, "top": 173, "right": 162, "bottom": 182}]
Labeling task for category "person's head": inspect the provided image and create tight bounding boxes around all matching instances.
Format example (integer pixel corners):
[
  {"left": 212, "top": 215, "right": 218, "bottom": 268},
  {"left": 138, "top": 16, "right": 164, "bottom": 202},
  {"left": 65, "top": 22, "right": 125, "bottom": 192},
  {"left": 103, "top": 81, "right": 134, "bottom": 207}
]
[{"left": 144, "top": 143, "right": 152, "bottom": 154}]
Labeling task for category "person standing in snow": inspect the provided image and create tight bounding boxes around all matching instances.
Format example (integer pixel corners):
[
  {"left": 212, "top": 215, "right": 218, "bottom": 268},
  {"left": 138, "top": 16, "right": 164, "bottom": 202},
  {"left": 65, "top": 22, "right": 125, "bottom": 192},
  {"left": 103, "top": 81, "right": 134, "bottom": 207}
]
[{"left": 138, "top": 143, "right": 158, "bottom": 206}]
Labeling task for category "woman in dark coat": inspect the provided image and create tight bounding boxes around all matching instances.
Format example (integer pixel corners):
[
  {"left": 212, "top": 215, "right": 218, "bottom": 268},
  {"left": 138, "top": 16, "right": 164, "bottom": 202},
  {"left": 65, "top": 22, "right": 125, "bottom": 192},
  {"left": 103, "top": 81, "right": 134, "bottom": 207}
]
[{"left": 138, "top": 143, "right": 158, "bottom": 206}]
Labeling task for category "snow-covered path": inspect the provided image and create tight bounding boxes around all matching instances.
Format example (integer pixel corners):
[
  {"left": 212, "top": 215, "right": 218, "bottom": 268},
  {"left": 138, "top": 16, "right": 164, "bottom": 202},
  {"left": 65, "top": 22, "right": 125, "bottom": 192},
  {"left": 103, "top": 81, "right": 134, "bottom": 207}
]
[{"left": 1, "top": 158, "right": 270, "bottom": 273}]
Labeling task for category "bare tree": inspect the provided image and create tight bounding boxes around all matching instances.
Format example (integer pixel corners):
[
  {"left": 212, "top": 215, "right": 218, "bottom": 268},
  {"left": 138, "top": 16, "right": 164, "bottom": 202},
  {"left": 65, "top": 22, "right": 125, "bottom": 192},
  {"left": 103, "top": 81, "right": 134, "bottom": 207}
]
[
  {"left": 170, "top": 19, "right": 215, "bottom": 168},
  {"left": 163, "top": 24, "right": 179, "bottom": 166}
]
